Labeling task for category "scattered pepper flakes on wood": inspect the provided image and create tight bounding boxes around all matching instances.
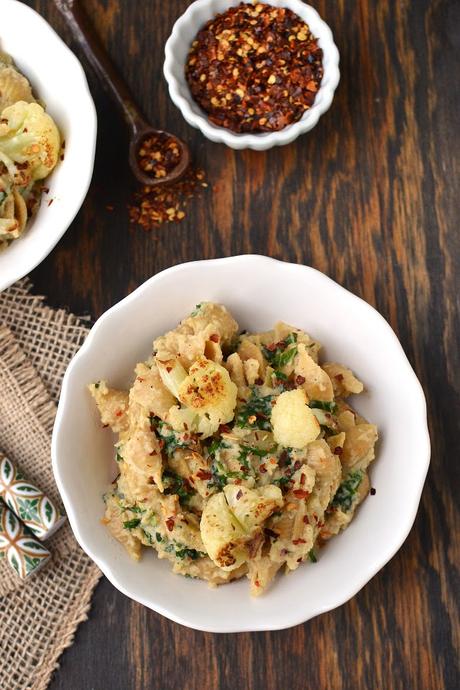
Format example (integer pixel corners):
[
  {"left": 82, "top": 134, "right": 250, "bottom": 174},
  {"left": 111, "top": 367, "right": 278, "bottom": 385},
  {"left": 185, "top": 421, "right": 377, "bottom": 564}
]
[
  {"left": 128, "top": 167, "right": 208, "bottom": 231},
  {"left": 137, "top": 132, "right": 181, "bottom": 179},
  {"left": 185, "top": 2, "right": 323, "bottom": 133}
]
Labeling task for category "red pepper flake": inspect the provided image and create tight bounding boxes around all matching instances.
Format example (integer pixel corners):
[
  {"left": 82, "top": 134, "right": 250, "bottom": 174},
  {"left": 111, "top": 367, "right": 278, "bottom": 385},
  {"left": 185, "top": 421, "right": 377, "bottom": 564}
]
[
  {"left": 236, "top": 489, "right": 243, "bottom": 500},
  {"left": 196, "top": 469, "right": 212, "bottom": 480},
  {"left": 165, "top": 517, "right": 175, "bottom": 532},
  {"left": 293, "top": 460, "right": 302, "bottom": 471},
  {"left": 265, "top": 342, "right": 277, "bottom": 352},
  {"left": 255, "top": 580, "right": 260, "bottom": 587},
  {"left": 219, "top": 424, "right": 232, "bottom": 434},
  {"left": 255, "top": 377, "right": 264, "bottom": 386},
  {"left": 295, "top": 375, "right": 306, "bottom": 385},
  {"left": 259, "top": 463, "right": 267, "bottom": 473},
  {"left": 137, "top": 377, "right": 145, "bottom": 382},
  {"left": 303, "top": 515, "right": 309, "bottom": 524},
  {"left": 209, "top": 333, "right": 220, "bottom": 343},
  {"left": 185, "top": 2, "right": 323, "bottom": 133},
  {"left": 106, "top": 205, "right": 114, "bottom": 211},
  {"left": 279, "top": 450, "right": 290, "bottom": 467},
  {"left": 137, "top": 133, "right": 182, "bottom": 180},
  {"left": 292, "top": 538, "right": 306, "bottom": 545},
  {"left": 333, "top": 446, "right": 343, "bottom": 456},
  {"left": 128, "top": 167, "right": 208, "bottom": 231},
  {"left": 47, "top": 198, "right": 54, "bottom": 206},
  {"left": 335, "top": 374, "right": 344, "bottom": 382},
  {"left": 300, "top": 473, "right": 305, "bottom": 485},
  {"left": 293, "top": 489, "right": 310, "bottom": 500}
]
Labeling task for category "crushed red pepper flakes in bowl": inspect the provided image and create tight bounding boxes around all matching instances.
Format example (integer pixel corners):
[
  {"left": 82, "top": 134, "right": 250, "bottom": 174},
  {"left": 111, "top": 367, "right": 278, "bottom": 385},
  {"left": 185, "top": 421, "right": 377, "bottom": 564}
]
[
  {"left": 128, "top": 167, "right": 208, "bottom": 231},
  {"left": 185, "top": 2, "right": 323, "bottom": 133}
]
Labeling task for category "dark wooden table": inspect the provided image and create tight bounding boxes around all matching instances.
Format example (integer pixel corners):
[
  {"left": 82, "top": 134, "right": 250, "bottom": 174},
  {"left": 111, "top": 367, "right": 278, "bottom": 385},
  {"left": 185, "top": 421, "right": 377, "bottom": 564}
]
[{"left": 24, "top": 1, "right": 460, "bottom": 688}]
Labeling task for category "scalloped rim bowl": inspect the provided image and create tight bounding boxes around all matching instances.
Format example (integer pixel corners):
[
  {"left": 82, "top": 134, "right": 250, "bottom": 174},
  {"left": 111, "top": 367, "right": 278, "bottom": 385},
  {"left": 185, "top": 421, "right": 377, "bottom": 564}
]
[
  {"left": 0, "top": 0, "right": 97, "bottom": 292},
  {"left": 52, "top": 256, "right": 430, "bottom": 632},
  {"left": 164, "top": 0, "right": 340, "bottom": 150}
]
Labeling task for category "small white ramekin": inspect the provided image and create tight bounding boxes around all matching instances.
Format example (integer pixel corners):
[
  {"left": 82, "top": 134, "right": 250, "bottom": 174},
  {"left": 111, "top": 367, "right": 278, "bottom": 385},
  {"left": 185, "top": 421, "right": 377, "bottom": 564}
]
[{"left": 164, "top": 0, "right": 340, "bottom": 150}]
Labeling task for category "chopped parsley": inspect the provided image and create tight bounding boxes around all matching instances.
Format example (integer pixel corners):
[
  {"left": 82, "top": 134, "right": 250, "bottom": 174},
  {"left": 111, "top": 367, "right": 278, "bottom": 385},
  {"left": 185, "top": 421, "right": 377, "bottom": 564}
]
[
  {"left": 123, "top": 518, "right": 141, "bottom": 529},
  {"left": 262, "top": 332, "right": 298, "bottom": 370},
  {"left": 272, "top": 476, "right": 291, "bottom": 489},
  {"left": 127, "top": 505, "right": 144, "bottom": 514},
  {"left": 309, "top": 400, "right": 338, "bottom": 414},
  {"left": 190, "top": 303, "right": 203, "bottom": 316},
  {"left": 163, "top": 470, "right": 194, "bottom": 503},
  {"left": 156, "top": 420, "right": 191, "bottom": 456},
  {"left": 116, "top": 450, "right": 123, "bottom": 462},
  {"left": 308, "top": 549, "right": 317, "bottom": 563},
  {"left": 142, "top": 529, "right": 153, "bottom": 544},
  {"left": 235, "top": 388, "right": 274, "bottom": 431},
  {"left": 331, "top": 471, "right": 364, "bottom": 512},
  {"left": 205, "top": 439, "right": 236, "bottom": 488},
  {"left": 164, "top": 540, "right": 206, "bottom": 560},
  {"left": 237, "top": 444, "right": 272, "bottom": 475}
]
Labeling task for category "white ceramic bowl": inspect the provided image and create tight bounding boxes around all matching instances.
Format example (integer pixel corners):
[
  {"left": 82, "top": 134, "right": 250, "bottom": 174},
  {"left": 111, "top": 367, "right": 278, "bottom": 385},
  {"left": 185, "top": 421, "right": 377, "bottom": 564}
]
[
  {"left": 164, "top": 0, "right": 340, "bottom": 150},
  {"left": 0, "top": 0, "right": 97, "bottom": 292},
  {"left": 53, "top": 256, "right": 430, "bottom": 632}
]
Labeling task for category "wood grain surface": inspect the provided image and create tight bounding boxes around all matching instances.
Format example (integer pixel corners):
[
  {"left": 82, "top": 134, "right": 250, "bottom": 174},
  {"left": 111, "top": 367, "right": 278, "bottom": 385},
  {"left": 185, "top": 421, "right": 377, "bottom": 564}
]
[{"left": 22, "top": 0, "right": 460, "bottom": 688}]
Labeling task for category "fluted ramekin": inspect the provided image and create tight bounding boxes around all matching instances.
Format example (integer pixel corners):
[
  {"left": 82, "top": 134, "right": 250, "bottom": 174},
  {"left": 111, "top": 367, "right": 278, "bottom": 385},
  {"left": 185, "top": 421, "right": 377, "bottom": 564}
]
[{"left": 164, "top": 0, "right": 340, "bottom": 150}]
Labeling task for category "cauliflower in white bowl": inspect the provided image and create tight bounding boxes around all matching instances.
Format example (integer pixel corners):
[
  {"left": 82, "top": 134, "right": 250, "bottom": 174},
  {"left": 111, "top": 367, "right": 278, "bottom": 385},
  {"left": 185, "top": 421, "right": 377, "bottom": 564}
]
[{"left": 0, "top": 53, "right": 60, "bottom": 252}]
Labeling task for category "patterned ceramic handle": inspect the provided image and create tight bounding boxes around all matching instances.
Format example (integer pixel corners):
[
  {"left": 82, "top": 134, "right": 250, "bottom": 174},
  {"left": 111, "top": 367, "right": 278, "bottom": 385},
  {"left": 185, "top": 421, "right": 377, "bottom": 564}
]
[
  {"left": 0, "top": 455, "right": 66, "bottom": 540},
  {"left": 0, "top": 500, "right": 51, "bottom": 579}
]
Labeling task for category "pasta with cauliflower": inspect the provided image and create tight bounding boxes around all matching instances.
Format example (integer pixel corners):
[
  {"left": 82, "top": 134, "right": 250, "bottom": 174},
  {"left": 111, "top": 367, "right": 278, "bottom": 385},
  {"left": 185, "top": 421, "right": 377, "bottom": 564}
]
[
  {"left": 0, "top": 50, "right": 60, "bottom": 251},
  {"left": 89, "top": 303, "right": 379, "bottom": 596}
]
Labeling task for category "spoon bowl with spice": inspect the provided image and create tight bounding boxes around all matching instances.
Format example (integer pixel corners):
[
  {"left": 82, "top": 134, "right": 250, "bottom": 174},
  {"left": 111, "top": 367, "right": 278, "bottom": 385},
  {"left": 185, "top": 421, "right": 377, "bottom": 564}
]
[
  {"left": 164, "top": 0, "right": 340, "bottom": 150},
  {"left": 56, "top": 0, "right": 190, "bottom": 185}
]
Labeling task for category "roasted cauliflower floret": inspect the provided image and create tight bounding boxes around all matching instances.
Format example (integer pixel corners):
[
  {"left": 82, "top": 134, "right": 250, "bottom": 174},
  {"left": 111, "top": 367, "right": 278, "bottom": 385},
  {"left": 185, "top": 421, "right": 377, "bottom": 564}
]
[
  {"left": 161, "top": 356, "right": 237, "bottom": 438},
  {"left": 0, "top": 101, "right": 60, "bottom": 185},
  {"left": 271, "top": 389, "right": 320, "bottom": 449},
  {"left": 200, "top": 485, "right": 283, "bottom": 571}
]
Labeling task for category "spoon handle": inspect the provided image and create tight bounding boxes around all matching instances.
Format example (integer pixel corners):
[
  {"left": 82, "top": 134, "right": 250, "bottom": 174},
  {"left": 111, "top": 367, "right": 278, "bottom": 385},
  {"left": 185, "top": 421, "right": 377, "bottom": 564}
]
[{"left": 54, "top": 0, "right": 147, "bottom": 135}]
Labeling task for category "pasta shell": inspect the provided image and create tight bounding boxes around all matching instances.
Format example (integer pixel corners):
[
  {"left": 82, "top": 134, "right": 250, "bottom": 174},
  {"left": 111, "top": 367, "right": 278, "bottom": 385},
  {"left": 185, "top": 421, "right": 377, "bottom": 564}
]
[
  {"left": 0, "top": 187, "right": 28, "bottom": 239},
  {"left": 0, "top": 65, "right": 35, "bottom": 112}
]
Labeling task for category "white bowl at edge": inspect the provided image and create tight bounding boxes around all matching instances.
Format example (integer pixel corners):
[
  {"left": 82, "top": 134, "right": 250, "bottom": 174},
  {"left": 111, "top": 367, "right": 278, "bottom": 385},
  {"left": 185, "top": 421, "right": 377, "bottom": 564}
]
[
  {"left": 52, "top": 256, "right": 430, "bottom": 632},
  {"left": 164, "top": 0, "right": 340, "bottom": 150},
  {"left": 0, "top": 0, "right": 97, "bottom": 292}
]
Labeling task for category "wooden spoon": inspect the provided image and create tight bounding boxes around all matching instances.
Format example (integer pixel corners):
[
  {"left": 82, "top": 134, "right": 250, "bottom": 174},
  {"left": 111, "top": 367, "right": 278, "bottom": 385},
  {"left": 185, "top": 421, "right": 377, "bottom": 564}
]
[{"left": 55, "top": 0, "right": 190, "bottom": 186}]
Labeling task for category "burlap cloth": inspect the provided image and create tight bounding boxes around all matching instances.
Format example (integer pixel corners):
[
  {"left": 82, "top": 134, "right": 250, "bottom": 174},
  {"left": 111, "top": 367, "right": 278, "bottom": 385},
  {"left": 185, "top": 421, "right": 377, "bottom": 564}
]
[{"left": 0, "top": 279, "right": 101, "bottom": 690}]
